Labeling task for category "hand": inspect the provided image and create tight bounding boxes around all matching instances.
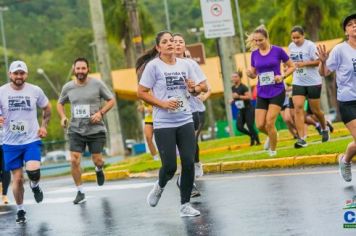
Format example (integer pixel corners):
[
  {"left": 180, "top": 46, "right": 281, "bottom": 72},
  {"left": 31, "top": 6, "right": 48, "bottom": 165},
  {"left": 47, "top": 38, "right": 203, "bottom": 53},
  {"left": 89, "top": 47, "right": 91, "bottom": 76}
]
[
  {"left": 274, "top": 75, "right": 284, "bottom": 83},
  {"left": 60, "top": 117, "right": 68, "bottom": 128},
  {"left": 186, "top": 79, "right": 196, "bottom": 91},
  {"left": 246, "top": 69, "right": 255, "bottom": 78},
  {"left": 163, "top": 98, "right": 179, "bottom": 110},
  {"left": 316, "top": 44, "right": 328, "bottom": 63},
  {"left": 194, "top": 85, "right": 202, "bottom": 93},
  {"left": 232, "top": 92, "right": 239, "bottom": 99},
  {"left": 198, "top": 93, "right": 206, "bottom": 102},
  {"left": 38, "top": 127, "right": 47, "bottom": 138},
  {"left": 294, "top": 62, "right": 304, "bottom": 68},
  {"left": 90, "top": 112, "right": 103, "bottom": 124}
]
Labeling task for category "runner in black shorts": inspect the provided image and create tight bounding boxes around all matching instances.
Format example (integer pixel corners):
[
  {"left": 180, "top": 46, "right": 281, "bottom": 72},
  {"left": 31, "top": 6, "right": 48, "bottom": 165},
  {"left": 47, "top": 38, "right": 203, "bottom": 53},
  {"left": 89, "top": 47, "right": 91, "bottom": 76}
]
[
  {"left": 289, "top": 26, "right": 329, "bottom": 148},
  {"left": 317, "top": 13, "right": 356, "bottom": 182}
]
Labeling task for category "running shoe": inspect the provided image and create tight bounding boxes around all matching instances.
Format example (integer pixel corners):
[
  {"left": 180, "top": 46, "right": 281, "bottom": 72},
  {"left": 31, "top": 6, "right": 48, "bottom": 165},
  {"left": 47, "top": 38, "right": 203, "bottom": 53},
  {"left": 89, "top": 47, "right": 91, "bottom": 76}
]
[
  {"left": 264, "top": 137, "right": 270, "bottom": 150},
  {"left": 294, "top": 139, "right": 308, "bottom": 149},
  {"left": 96, "top": 169, "right": 105, "bottom": 186},
  {"left": 147, "top": 181, "right": 163, "bottom": 207},
  {"left": 338, "top": 154, "right": 352, "bottom": 182},
  {"left": 31, "top": 185, "right": 43, "bottom": 203},
  {"left": 321, "top": 129, "right": 330, "bottom": 142},
  {"left": 2, "top": 195, "right": 9, "bottom": 204},
  {"left": 16, "top": 210, "right": 26, "bottom": 224},
  {"left": 180, "top": 203, "right": 200, "bottom": 217},
  {"left": 268, "top": 149, "right": 277, "bottom": 157},
  {"left": 194, "top": 162, "right": 204, "bottom": 178},
  {"left": 191, "top": 184, "right": 201, "bottom": 198},
  {"left": 327, "top": 121, "right": 334, "bottom": 133},
  {"left": 73, "top": 191, "right": 86, "bottom": 204}
]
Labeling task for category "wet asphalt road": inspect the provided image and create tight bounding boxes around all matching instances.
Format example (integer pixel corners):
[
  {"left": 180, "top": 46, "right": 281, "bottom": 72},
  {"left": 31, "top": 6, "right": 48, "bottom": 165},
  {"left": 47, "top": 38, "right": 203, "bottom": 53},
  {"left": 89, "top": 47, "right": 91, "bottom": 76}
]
[{"left": 1, "top": 166, "right": 356, "bottom": 236}]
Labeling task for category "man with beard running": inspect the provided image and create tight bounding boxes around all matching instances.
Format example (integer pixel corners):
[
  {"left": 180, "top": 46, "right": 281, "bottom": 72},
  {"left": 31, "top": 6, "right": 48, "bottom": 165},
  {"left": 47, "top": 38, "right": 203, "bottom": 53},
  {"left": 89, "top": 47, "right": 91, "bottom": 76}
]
[
  {"left": 0, "top": 60, "right": 51, "bottom": 223},
  {"left": 57, "top": 57, "right": 115, "bottom": 204}
]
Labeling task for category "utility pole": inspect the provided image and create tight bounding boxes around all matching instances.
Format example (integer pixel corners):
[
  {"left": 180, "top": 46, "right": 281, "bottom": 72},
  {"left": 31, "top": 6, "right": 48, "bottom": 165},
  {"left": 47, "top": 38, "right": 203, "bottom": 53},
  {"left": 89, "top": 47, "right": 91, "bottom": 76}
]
[
  {"left": 217, "top": 37, "right": 236, "bottom": 137},
  {"left": 89, "top": 0, "right": 125, "bottom": 155},
  {"left": 125, "top": 0, "right": 144, "bottom": 57}
]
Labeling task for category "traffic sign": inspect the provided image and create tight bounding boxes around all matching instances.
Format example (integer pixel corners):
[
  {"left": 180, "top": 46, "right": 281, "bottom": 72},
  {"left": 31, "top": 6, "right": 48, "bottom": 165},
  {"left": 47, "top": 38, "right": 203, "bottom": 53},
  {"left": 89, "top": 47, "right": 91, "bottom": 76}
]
[{"left": 200, "top": 0, "right": 235, "bottom": 38}]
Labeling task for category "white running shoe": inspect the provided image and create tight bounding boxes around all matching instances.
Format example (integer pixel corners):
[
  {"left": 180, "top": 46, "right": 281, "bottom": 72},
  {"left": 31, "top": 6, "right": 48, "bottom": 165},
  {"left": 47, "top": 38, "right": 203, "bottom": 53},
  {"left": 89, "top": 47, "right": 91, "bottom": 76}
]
[
  {"left": 194, "top": 162, "right": 204, "bottom": 178},
  {"left": 147, "top": 181, "right": 164, "bottom": 207},
  {"left": 268, "top": 149, "right": 277, "bottom": 157},
  {"left": 264, "top": 137, "right": 270, "bottom": 150},
  {"left": 153, "top": 155, "right": 160, "bottom": 161},
  {"left": 338, "top": 154, "right": 352, "bottom": 182},
  {"left": 180, "top": 203, "right": 200, "bottom": 217}
]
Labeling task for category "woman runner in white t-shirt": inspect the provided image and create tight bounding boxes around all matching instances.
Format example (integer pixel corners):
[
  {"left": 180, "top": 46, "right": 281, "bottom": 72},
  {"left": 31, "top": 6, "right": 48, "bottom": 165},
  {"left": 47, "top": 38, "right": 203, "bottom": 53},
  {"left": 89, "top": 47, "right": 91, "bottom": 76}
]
[
  {"left": 317, "top": 13, "right": 356, "bottom": 182},
  {"left": 288, "top": 26, "right": 329, "bottom": 148},
  {"left": 137, "top": 31, "right": 207, "bottom": 217}
]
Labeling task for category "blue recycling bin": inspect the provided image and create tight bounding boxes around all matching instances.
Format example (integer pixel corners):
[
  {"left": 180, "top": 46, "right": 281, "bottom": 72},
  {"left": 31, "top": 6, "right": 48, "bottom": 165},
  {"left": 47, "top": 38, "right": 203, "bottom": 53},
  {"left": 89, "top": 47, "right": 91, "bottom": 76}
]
[{"left": 132, "top": 143, "right": 146, "bottom": 155}]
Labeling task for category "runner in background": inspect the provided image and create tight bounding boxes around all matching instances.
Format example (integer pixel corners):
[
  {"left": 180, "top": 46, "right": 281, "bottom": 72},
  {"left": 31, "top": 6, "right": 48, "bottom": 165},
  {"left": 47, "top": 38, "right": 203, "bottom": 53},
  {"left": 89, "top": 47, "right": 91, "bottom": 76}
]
[
  {"left": 317, "top": 13, "right": 356, "bottom": 182},
  {"left": 0, "top": 124, "right": 11, "bottom": 204},
  {"left": 281, "top": 74, "right": 298, "bottom": 139},
  {"left": 246, "top": 25, "right": 295, "bottom": 156},
  {"left": 289, "top": 26, "right": 329, "bottom": 148},
  {"left": 137, "top": 101, "right": 159, "bottom": 161},
  {"left": 230, "top": 70, "right": 260, "bottom": 146}
]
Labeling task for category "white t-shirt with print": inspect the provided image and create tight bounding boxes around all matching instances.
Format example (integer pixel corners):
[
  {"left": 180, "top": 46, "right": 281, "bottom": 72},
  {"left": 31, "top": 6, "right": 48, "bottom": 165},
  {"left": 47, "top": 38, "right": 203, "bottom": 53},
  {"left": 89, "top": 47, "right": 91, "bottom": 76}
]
[
  {"left": 288, "top": 39, "right": 322, "bottom": 86},
  {"left": 326, "top": 42, "right": 356, "bottom": 102},
  {"left": 186, "top": 58, "right": 207, "bottom": 112},
  {"left": 139, "top": 57, "right": 204, "bottom": 129},
  {"left": 0, "top": 83, "right": 49, "bottom": 145}
]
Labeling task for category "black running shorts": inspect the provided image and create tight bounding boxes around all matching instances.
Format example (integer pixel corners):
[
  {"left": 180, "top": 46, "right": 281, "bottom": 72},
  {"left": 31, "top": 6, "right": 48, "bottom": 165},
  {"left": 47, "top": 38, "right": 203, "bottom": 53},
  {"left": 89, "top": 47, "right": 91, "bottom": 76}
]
[
  {"left": 256, "top": 92, "right": 285, "bottom": 110},
  {"left": 69, "top": 132, "right": 106, "bottom": 154},
  {"left": 339, "top": 100, "right": 356, "bottom": 124},
  {"left": 292, "top": 84, "right": 322, "bottom": 99}
]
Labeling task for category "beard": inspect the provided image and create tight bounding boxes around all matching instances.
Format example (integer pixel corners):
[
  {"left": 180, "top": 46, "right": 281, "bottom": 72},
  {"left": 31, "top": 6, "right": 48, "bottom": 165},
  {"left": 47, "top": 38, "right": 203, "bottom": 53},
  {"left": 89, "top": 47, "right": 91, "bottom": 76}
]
[
  {"left": 75, "top": 72, "right": 88, "bottom": 81},
  {"left": 11, "top": 78, "right": 25, "bottom": 87}
]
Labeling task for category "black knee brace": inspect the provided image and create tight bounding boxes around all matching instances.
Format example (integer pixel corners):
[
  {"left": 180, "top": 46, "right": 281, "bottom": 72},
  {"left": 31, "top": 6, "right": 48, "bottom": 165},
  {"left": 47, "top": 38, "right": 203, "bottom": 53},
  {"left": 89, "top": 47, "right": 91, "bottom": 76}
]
[{"left": 26, "top": 169, "right": 41, "bottom": 182}]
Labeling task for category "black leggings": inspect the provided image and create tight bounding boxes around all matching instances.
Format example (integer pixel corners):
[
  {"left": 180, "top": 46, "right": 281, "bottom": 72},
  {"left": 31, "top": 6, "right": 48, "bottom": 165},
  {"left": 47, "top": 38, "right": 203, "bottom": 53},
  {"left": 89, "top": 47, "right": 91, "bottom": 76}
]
[
  {"left": 0, "top": 146, "right": 11, "bottom": 195},
  {"left": 154, "top": 122, "right": 196, "bottom": 204},
  {"left": 236, "top": 107, "right": 258, "bottom": 139}
]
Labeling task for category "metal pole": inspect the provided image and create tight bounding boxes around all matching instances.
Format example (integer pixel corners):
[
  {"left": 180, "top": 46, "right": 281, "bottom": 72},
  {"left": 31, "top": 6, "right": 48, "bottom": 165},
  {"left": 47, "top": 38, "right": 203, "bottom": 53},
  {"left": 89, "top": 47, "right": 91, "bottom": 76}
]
[
  {"left": 163, "top": 0, "right": 171, "bottom": 31},
  {"left": 0, "top": 7, "right": 9, "bottom": 82},
  {"left": 89, "top": 42, "right": 99, "bottom": 72},
  {"left": 37, "top": 69, "right": 60, "bottom": 97},
  {"left": 234, "top": 0, "right": 250, "bottom": 92},
  {"left": 89, "top": 0, "right": 125, "bottom": 155}
]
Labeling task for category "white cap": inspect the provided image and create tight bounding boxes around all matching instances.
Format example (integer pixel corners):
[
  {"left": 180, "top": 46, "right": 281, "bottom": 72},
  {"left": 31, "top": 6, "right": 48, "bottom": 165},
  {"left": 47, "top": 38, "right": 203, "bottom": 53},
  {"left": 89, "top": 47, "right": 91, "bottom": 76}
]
[{"left": 9, "top": 60, "right": 28, "bottom": 73}]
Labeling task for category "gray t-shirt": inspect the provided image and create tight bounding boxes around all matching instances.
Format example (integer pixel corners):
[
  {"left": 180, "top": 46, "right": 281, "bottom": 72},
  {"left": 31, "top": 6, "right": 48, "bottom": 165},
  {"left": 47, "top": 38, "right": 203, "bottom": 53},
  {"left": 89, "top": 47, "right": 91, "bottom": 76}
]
[
  {"left": 326, "top": 42, "right": 356, "bottom": 102},
  {"left": 139, "top": 57, "right": 204, "bottom": 129},
  {"left": 58, "top": 77, "right": 114, "bottom": 135},
  {"left": 186, "top": 58, "right": 207, "bottom": 112},
  {"left": 0, "top": 83, "right": 49, "bottom": 145},
  {"left": 288, "top": 39, "right": 322, "bottom": 86}
]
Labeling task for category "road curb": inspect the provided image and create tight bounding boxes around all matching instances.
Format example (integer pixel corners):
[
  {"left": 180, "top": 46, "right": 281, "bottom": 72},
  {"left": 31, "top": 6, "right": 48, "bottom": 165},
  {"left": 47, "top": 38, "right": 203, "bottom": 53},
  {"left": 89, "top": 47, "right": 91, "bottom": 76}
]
[{"left": 82, "top": 154, "right": 339, "bottom": 182}]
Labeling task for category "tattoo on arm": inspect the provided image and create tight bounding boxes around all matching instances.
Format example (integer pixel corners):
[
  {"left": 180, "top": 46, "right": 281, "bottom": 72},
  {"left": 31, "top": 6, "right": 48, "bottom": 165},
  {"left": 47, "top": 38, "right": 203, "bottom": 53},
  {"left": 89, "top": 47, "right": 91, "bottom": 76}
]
[{"left": 42, "top": 106, "right": 51, "bottom": 128}]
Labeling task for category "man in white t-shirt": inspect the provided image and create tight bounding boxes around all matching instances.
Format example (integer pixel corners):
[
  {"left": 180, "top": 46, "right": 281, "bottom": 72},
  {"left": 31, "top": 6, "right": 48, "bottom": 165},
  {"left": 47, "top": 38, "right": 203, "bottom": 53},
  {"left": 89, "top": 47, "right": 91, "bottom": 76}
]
[{"left": 0, "top": 61, "right": 51, "bottom": 224}]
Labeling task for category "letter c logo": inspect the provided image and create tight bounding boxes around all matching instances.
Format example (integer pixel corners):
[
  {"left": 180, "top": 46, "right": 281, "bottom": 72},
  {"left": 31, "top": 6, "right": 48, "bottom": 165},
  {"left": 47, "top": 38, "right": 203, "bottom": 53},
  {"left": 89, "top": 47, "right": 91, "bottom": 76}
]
[{"left": 344, "top": 211, "right": 356, "bottom": 223}]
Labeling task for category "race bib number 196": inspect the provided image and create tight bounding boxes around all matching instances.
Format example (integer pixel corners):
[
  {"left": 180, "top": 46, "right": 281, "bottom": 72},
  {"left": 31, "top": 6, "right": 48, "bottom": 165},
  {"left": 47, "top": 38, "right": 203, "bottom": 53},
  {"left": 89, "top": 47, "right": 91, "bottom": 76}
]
[
  {"left": 73, "top": 104, "right": 90, "bottom": 118},
  {"left": 10, "top": 120, "right": 28, "bottom": 134}
]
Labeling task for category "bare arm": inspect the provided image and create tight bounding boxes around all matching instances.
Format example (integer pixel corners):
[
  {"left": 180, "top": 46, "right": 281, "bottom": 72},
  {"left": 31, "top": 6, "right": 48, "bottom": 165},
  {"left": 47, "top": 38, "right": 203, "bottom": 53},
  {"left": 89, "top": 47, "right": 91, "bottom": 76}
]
[
  {"left": 246, "top": 67, "right": 257, "bottom": 79},
  {"left": 56, "top": 102, "right": 68, "bottom": 128},
  {"left": 90, "top": 98, "right": 115, "bottom": 124},
  {"left": 137, "top": 85, "right": 178, "bottom": 110},
  {"left": 38, "top": 103, "right": 51, "bottom": 138}
]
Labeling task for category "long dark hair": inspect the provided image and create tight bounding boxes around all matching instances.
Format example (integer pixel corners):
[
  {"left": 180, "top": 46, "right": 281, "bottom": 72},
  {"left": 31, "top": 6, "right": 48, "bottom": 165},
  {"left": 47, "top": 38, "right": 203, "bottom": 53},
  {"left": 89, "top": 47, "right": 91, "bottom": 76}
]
[{"left": 136, "top": 31, "right": 172, "bottom": 78}]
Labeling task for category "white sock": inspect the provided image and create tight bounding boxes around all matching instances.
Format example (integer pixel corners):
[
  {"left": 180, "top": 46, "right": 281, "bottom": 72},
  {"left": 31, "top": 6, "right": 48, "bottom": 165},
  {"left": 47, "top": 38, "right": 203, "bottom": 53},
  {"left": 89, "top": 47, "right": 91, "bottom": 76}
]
[
  {"left": 30, "top": 181, "right": 39, "bottom": 188},
  {"left": 17, "top": 204, "right": 25, "bottom": 211},
  {"left": 77, "top": 185, "right": 84, "bottom": 193},
  {"left": 343, "top": 156, "right": 351, "bottom": 164},
  {"left": 95, "top": 166, "right": 102, "bottom": 172},
  {"left": 315, "top": 122, "right": 320, "bottom": 128}
]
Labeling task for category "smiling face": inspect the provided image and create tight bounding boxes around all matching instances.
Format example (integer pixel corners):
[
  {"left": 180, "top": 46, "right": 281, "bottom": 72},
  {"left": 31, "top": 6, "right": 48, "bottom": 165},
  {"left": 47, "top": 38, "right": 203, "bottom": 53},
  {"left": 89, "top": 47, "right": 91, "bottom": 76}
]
[
  {"left": 156, "top": 33, "right": 175, "bottom": 56},
  {"left": 174, "top": 35, "right": 186, "bottom": 57},
  {"left": 231, "top": 73, "right": 241, "bottom": 84},
  {"left": 291, "top": 31, "right": 304, "bottom": 46},
  {"left": 73, "top": 61, "right": 89, "bottom": 81},
  {"left": 253, "top": 32, "right": 268, "bottom": 49}
]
